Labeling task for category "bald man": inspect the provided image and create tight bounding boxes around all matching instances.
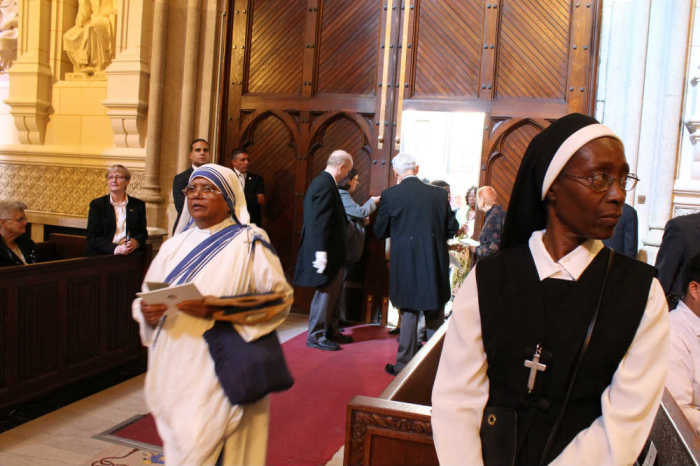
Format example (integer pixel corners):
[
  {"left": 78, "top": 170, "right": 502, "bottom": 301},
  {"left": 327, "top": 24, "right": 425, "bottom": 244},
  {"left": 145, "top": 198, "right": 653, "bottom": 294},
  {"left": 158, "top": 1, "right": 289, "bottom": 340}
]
[{"left": 474, "top": 186, "right": 505, "bottom": 261}]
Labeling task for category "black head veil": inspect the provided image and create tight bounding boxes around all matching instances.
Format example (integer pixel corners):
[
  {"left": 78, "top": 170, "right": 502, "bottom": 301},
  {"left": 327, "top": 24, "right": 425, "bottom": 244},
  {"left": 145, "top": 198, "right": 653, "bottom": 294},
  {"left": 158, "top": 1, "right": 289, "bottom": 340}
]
[{"left": 501, "top": 113, "right": 620, "bottom": 249}]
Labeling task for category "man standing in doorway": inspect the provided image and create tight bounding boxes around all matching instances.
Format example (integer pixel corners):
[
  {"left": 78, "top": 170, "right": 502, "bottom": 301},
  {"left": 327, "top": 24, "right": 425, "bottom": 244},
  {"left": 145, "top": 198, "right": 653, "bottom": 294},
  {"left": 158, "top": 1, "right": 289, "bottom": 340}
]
[
  {"left": 294, "top": 150, "right": 354, "bottom": 351},
  {"left": 231, "top": 149, "right": 266, "bottom": 226},
  {"left": 374, "top": 153, "right": 458, "bottom": 375},
  {"left": 172, "top": 138, "right": 210, "bottom": 233}
]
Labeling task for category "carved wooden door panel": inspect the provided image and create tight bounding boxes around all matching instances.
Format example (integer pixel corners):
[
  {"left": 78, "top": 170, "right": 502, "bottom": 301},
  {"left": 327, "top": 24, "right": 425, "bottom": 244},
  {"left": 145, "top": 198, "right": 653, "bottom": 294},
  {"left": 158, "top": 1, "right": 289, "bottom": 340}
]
[{"left": 218, "top": 0, "right": 603, "bottom": 317}]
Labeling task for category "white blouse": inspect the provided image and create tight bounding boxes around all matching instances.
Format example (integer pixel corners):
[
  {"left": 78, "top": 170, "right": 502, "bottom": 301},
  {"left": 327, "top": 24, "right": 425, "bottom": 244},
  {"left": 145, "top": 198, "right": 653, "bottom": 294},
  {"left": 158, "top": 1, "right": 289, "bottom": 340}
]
[
  {"left": 667, "top": 300, "right": 700, "bottom": 434},
  {"left": 431, "top": 230, "right": 669, "bottom": 466},
  {"left": 110, "top": 194, "right": 127, "bottom": 244}
]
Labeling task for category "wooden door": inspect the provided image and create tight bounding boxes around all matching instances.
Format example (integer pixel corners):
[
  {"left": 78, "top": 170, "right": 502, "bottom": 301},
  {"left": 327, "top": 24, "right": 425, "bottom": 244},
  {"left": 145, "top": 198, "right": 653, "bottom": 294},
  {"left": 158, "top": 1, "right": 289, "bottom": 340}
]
[{"left": 218, "top": 0, "right": 602, "bottom": 316}]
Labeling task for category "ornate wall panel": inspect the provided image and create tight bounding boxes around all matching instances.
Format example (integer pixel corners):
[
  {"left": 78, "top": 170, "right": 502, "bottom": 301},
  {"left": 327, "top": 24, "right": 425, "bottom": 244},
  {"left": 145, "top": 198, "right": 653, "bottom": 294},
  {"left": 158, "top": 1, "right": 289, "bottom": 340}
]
[
  {"left": 0, "top": 163, "right": 144, "bottom": 216},
  {"left": 317, "top": 0, "right": 380, "bottom": 95},
  {"left": 495, "top": 0, "right": 570, "bottom": 99},
  {"left": 309, "top": 115, "right": 372, "bottom": 203},
  {"left": 482, "top": 118, "right": 549, "bottom": 209},
  {"left": 247, "top": 0, "right": 306, "bottom": 95},
  {"left": 241, "top": 114, "right": 299, "bottom": 276},
  {"left": 413, "top": 0, "right": 482, "bottom": 97}
]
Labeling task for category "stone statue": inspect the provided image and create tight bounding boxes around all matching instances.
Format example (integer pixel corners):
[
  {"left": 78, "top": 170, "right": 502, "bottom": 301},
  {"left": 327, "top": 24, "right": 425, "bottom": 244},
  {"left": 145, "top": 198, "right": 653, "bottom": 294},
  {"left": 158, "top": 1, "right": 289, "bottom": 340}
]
[
  {"left": 0, "top": 0, "right": 18, "bottom": 72},
  {"left": 63, "top": 0, "right": 116, "bottom": 77}
]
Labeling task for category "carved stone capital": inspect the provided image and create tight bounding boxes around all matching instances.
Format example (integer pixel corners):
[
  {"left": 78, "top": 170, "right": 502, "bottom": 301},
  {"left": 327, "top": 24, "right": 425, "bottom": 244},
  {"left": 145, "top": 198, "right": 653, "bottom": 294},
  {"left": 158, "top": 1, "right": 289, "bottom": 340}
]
[{"left": 685, "top": 118, "right": 700, "bottom": 144}]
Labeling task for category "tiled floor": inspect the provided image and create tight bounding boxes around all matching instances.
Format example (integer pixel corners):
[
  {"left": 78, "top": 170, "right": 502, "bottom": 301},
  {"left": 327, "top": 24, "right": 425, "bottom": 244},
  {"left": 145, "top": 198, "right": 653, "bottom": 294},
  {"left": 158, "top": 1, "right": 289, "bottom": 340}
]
[{"left": 0, "top": 313, "right": 311, "bottom": 466}]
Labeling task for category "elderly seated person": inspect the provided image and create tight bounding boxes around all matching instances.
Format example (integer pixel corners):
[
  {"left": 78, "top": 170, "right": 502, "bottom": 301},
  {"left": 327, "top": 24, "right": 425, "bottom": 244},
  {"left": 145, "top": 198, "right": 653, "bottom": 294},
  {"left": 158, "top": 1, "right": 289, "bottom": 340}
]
[
  {"left": 0, "top": 200, "right": 35, "bottom": 266},
  {"left": 667, "top": 252, "right": 700, "bottom": 435},
  {"left": 87, "top": 164, "right": 147, "bottom": 256}
]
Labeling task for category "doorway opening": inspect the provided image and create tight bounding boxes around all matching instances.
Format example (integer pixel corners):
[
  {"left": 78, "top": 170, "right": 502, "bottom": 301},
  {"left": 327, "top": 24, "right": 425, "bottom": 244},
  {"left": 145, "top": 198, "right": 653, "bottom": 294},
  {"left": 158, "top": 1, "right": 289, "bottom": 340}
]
[{"left": 385, "top": 110, "right": 486, "bottom": 327}]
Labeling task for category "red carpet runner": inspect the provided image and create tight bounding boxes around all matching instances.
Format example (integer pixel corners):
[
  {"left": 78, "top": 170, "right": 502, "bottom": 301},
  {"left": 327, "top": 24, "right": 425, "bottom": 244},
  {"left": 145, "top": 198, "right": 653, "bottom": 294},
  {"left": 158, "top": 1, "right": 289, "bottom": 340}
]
[{"left": 108, "top": 325, "right": 397, "bottom": 465}]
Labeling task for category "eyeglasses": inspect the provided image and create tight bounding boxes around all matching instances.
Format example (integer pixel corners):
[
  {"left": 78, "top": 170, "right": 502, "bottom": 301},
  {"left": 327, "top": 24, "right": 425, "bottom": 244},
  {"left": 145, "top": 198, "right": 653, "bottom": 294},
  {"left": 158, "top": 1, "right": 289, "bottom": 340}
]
[
  {"left": 1, "top": 215, "right": 27, "bottom": 223},
  {"left": 561, "top": 172, "right": 639, "bottom": 192},
  {"left": 107, "top": 175, "right": 127, "bottom": 181},
  {"left": 182, "top": 184, "right": 223, "bottom": 197}
]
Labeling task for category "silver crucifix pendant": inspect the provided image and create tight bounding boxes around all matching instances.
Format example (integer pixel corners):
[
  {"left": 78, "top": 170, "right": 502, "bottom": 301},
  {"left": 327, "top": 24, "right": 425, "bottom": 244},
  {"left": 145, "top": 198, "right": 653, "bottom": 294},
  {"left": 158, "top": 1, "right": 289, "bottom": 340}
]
[{"left": 524, "top": 343, "right": 547, "bottom": 393}]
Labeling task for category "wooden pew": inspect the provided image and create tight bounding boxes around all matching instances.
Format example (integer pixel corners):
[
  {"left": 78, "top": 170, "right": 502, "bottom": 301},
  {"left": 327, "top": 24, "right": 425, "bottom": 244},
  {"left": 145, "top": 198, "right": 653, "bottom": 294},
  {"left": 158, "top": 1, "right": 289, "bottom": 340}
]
[
  {"left": 344, "top": 323, "right": 446, "bottom": 466},
  {"left": 345, "top": 323, "right": 700, "bottom": 466},
  {"left": 0, "top": 246, "right": 150, "bottom": 409}
]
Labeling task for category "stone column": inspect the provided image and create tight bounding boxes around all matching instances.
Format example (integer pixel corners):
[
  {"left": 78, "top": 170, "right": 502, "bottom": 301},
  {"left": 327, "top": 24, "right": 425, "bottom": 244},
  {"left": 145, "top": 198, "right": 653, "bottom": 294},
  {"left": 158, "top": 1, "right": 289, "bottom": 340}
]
[
  {"left": 677, "top": 2, "right": 700, "bottom": 215},
  {"left": 141, "top": 0, "right": 169, "bottom": 226},
  {"left": 176, "top": 0, "right": 202, "bottom": 172},
  {"left": 6, "top": 0, "right": 53, "bottom": 144},
  {"left": 636, "top": 0, "right": 691, "bottom": 264},
  {"left": 102, "top": 0, "right": 153, "bottom": 148}
]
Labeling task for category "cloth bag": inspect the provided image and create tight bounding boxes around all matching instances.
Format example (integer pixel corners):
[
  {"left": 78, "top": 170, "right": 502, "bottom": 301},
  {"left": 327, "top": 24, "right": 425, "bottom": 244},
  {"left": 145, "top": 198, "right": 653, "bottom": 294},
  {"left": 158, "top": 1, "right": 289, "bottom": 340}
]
[
  {"left": 203, "top": 322, "right": 293, "bottom": 405},
  {"left": 345, "top": 216, "right": 365, "bottom": 264},
  {"left": 203, "top": 229, "right": 294, "bottom": 405}
]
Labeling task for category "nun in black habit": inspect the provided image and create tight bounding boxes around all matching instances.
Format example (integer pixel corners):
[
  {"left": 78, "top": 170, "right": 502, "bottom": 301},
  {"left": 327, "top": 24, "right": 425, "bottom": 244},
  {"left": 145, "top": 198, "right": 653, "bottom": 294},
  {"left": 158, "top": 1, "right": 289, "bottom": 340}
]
[{"left": 431, "top": 113, "right": 669, "bottom": 465}]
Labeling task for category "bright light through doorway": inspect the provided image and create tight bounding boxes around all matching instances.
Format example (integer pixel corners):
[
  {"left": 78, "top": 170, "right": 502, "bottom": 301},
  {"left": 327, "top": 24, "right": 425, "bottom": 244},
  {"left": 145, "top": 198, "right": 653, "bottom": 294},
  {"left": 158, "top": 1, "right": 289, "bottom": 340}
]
[
  {"left": 400, "top": 110, "right": 485, "bottom": 210},
  {"left": 385, "top": 110, "right": 486, "bottom": 328}
]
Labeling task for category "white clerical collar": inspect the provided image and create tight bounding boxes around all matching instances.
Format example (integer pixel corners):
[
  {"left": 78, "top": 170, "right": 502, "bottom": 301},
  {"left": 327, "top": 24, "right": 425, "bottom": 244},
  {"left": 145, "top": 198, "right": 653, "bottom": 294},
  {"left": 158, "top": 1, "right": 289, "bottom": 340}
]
[
  {"left": 674, "top": 300, "right": 700, "bottom": 336},
  {"left": 196, "top": 217, "right": 236, "bottom": 235},
  {"left": 528, "top": 229, "right": 603, "bottom": 281}
]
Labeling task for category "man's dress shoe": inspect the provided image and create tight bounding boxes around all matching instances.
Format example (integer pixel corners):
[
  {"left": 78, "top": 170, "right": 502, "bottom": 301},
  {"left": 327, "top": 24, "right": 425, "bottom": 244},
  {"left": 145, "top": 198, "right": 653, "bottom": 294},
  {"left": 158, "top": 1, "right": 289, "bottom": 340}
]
[
  {"left": 330, "top": 332, "right": 354, "bottom": 344},
  {"left": 306, "top": 336, "right": 340, "bottom": 351},
  {"left": 385, "top": 363, "right": 400, "bottom": 376}
]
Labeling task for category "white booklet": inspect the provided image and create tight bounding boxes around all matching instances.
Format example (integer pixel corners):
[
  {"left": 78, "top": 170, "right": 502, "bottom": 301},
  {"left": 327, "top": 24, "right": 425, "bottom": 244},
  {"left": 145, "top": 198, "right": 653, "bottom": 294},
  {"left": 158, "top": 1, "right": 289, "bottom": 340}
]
[{"left": 136, "top": 282, "right": 203, "bottom": 317}]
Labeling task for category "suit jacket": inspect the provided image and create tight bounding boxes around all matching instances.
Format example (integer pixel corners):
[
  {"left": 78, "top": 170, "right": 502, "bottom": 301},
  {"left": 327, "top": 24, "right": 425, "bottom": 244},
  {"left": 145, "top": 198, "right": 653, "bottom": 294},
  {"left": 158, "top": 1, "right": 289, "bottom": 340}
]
[
  {"left": 0, "top": 234, "right": 37, "bottom": 267},
  {"left": 86, "top": 195, "right": 148, "bottom": 255},
  {"left": 655, "top": 212, "right": 700, "bottom": 302},
  {"left": 242, "top": 171, "right": 265, "bottom": 225},
  {"left": 294, "top": 171, "right": 347, "bottom": 288},
  {"left": 172, "top": 167, "right": 193, "bottom": 233},
  {"left": 374, "top": 177, "right": 458, "bottom": 310},
  {"left": 603, "top": 203, "right": 638, "bottom": 258}
]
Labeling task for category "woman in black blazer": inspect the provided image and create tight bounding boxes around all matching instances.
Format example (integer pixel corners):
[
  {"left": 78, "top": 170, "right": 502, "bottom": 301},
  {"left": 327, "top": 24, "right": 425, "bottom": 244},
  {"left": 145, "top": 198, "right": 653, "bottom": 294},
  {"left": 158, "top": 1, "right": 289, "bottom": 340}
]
[{"left": 87, "top": 164, "right": 147, "bottom": 256}]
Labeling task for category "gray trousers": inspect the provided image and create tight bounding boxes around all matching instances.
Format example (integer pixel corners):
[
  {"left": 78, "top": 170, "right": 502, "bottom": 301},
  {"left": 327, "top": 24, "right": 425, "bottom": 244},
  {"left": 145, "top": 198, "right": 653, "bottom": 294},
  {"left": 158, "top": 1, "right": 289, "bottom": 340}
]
[
  {"left": 395, "top": 308, "right": 444, "bottom": 370},
  {"left": 307, "top": 268, "right": 344, "bottom": 342}
]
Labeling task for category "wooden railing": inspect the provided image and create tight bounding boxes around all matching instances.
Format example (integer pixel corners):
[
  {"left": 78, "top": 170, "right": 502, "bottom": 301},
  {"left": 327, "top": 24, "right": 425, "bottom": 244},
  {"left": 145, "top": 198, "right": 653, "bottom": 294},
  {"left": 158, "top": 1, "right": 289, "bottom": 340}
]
[
  {"left": 344, "top": 323, "right": 445, "bottom": 466},
  {"left": 0, "top": 236, "right": 149, "bottom": 408}
]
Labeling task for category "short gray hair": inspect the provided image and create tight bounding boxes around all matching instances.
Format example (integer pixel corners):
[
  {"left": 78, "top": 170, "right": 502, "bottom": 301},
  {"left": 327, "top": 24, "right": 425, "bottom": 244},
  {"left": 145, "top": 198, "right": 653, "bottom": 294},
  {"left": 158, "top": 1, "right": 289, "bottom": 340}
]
[
  {"left": 0, "top": 200, "right": 27, "bottom": 219},
  {"left": 106, "top": 164, "right": 131, "bottom": 180},
  {"left": 391, "top": 152, "right": 417, "bottom": 175},
  {"left": 326, "top": 150, "right": 353, "bottom": 168}
]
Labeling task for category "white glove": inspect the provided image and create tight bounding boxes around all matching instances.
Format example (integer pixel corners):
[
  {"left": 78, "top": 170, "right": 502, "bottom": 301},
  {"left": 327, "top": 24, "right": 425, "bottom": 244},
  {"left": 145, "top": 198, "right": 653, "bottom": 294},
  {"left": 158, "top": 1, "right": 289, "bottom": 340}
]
[{"left": 312, "top": 251, "right": 327, "bottom": 274}]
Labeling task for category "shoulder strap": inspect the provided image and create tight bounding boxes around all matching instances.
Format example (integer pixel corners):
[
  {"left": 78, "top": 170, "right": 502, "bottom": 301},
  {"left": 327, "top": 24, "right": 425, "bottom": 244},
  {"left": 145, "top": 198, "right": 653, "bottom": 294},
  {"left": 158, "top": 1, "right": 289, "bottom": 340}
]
[
  {"left": 539, "top": 248, "right": 615, "bottom": 465},
  {"left": 165, "top": 224, "right": 244, "bottom": 285}
]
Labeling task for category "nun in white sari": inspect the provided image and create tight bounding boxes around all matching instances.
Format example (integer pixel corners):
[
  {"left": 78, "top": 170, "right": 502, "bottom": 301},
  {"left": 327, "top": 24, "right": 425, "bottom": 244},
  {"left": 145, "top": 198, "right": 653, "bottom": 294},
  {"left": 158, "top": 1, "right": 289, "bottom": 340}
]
[{"left": 132, "top": 163, "right": 292, "bottom": 466}]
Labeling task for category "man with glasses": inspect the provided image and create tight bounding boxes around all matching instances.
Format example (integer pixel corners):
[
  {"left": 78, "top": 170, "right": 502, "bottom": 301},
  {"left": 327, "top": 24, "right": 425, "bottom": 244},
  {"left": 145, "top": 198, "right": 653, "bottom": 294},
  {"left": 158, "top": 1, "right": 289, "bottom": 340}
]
[
  {"left": 172, "top": 138, "right": 210, "bottom": 233},
  {"left": 134, "top": 163, "right": 293, "bottom": 465}
]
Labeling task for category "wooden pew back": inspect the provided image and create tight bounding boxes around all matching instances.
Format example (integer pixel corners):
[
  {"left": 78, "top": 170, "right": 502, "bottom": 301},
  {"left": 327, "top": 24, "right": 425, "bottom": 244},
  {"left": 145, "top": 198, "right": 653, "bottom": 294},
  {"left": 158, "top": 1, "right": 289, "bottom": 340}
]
[
  {"left": 0, "top": 250, "right": 149, "bottom": 409},
  {"left": 345, "top": 324, "right": 446, "bottom": 466}
]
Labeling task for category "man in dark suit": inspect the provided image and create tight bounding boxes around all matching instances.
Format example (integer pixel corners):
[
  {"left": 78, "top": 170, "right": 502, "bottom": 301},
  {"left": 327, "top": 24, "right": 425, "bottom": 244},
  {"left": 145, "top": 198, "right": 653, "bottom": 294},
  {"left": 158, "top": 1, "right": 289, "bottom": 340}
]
[
  {"left": 294, "top": 150, "right": 354, "bottom": 351},
  {"left": 172, "top": 138, "right": 210, "bottom": 233},
  {"left": 655, "top": 211, "right": 700, "bottom": 307},
  {"left": 231, "top": 149, "right": 265, "bottom": 225},
  {"left": 603, "top": 202, "right": 638, "bottom": 258},
  {"left": 374, "top": 153, "right": 458, "bottom": 375}
]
